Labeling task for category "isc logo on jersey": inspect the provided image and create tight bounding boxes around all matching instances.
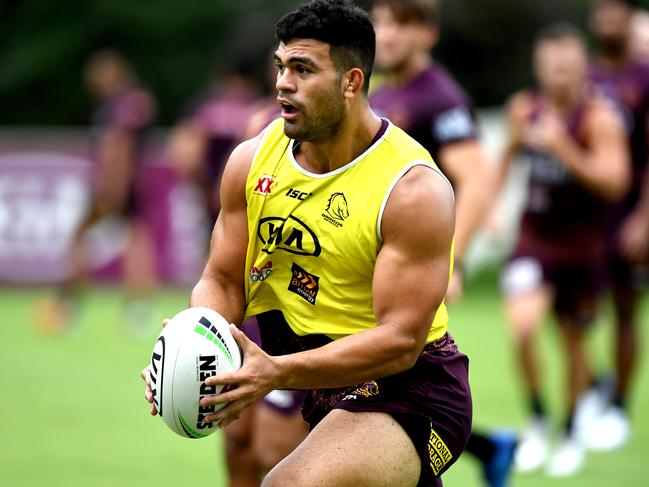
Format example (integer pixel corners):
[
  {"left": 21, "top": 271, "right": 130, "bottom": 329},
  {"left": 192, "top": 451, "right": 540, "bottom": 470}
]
[{"left": 149, "top": 307, "right": 242, "bottom": 439}]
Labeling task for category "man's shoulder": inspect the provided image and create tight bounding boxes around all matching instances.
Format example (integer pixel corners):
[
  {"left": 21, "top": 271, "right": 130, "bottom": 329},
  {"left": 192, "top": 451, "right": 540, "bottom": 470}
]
[
  {"left": 382, "top": 123, "right": 433, "bottom": 160},
  {"left": 371, "top": 65, "right": 471, "bottom": 110},
  {"left": 380, "top": 164, "right": 454, "bottom": 246},
  {"left": 420, "top": 65, "right": 472, "bottom": 109}
]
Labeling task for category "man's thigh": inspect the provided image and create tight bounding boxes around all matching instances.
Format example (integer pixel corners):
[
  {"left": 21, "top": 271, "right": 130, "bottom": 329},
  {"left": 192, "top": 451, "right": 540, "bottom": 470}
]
[
  {"left": 253, "top": 397, "right": 309, "bottom": 471},
  {"left": 262, "top": 409, "right": 420, "bottom": 487}
]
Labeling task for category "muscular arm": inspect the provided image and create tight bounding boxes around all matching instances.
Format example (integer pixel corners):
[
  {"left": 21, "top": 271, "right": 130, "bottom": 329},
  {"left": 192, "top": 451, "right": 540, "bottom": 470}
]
[
  {"left": 204, "top": 165, "right": 455, "bottom": 408},
  {"left": 188, "top": 135, "right": 259, "bottom": 324},
  {"left": 272, "top": 167, "right": 454, "bottom": 388},
  {"left": 96, "top": 129, "right": 135, "bottom": 208},
  {"left": 438, "top": 140, "right": 493, "bottom": 260}
]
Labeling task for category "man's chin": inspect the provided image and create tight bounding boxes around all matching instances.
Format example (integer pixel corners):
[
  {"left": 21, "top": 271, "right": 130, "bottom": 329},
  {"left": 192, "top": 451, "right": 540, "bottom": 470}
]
[{"left": 283, "top": 121, "right": 303, "bottom": 140}]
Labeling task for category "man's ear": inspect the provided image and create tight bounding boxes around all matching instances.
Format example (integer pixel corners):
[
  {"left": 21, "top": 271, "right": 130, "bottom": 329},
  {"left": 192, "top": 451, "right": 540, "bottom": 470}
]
[{"left": 343, "top": 68, "right": 365, "bottom": 99}]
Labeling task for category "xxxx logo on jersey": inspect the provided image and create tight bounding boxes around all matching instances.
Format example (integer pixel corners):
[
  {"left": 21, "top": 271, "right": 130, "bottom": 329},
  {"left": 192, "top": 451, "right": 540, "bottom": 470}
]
[
  {"left": 253, "top": 175, "right": 276, "bottom": 196},
  {"left": 288, "top": 263, "right": 320, "bottom": 305}
]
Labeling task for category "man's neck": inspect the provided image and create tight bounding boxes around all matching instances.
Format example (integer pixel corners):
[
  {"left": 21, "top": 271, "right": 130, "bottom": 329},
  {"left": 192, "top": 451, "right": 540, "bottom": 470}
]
[
  {"left": 597, "top": 49, "right": 630, "bottom": 71},
  {"left": 385, "top": 52, "right": 431, "bottom": 87},
  {"left": 296, "top": 108, "right": 383, "bottom": 174},
  {"left": 545, "top": 84, "right": 584, "bottom": 114}
]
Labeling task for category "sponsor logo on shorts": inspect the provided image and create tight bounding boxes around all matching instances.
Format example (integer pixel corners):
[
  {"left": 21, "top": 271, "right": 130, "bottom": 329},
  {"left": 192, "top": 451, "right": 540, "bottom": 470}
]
[
  {"left": 428, "top": 425, "right": 453, "bottom": 476},
  {"left": 253, "top": 175, "right": 275, "bottom": 196},
  {"left": 352, "top": 381, "right": 380, "bottom": 398},
  {"left": 249, "top": 262, "right": 273, "bottom": 283},
  {"left": 342, "top": 381, "right": 380, "bottom": 401},
  {"left": 288, "top": 262, "right": 320, "bottom": 305},
  {"left": 322, "top": 192, "right": 348, "bottom": 228}
]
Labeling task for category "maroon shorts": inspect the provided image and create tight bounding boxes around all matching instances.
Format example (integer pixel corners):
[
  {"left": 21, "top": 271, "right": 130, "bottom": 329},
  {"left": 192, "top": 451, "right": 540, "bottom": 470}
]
[
  {"left": 240, "top": 317, "right": 307, "bottom": 416},
  {"left": 501, "top": 243, "right": 606, "bottom": 327},
  {"left": 301, "top": 334, "right": 472, "bottom": 487}
]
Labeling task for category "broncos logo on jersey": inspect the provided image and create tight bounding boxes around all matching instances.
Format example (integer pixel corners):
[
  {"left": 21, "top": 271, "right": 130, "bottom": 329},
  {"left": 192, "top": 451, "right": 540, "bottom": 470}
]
[{"left": 325, "top": 192, "right": 349, "bottom": 221}]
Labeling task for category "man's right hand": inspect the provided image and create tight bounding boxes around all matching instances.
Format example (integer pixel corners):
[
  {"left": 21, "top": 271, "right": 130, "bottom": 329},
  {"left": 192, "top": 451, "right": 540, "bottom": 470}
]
[
  {"left": 141, "top": 365, "right": 158, "bottom": 416},
  {"left": 141, "top": 318, "right": 169, "bottom": 416}
]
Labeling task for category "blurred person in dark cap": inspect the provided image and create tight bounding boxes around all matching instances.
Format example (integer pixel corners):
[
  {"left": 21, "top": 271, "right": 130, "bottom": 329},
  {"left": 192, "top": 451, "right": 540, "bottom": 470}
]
[
  {"left": 587, "top": 0, "right": 649, "bottom": 451},
  {"left": 39, "top": 49, "right": 158, "bottom": 337}
]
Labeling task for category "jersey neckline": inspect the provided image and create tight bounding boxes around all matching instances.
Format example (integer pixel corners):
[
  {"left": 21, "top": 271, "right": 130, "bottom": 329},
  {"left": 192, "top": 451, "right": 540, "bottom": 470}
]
[{"left": 287, "top": 119, "right": 393, "bottom": 179}]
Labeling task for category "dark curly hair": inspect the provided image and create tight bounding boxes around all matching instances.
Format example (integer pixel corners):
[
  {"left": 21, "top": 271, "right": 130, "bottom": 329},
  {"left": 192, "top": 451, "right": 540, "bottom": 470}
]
[{"left": 275, "top": 0, "right": 375, "bottom": 95}]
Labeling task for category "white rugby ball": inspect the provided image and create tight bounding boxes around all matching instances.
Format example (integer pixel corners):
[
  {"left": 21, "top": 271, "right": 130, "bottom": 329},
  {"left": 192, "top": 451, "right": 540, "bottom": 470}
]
[{"left": 149, "top": 307, "right": 242, "bottom": 439}]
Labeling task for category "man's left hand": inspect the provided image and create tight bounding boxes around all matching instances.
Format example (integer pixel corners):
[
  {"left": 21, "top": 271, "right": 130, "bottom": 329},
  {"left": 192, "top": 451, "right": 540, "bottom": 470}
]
[
  {"left": 200, "top": 324, "right": 281, "bottom": 428},
  {"left": 523, "top": 111, "right": 568, "bottom": 155}
]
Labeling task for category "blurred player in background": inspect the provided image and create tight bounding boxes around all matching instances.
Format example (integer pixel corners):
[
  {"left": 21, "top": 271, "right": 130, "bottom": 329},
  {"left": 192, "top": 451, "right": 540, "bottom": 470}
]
[
  {"left": 168, "top": 60, "right": 308, "bottom": 486},
  {"left": 369, "top": 2, "right": 514, "bottom": 486},
  {"left": 498, "top": 24, "right": 629, "bottom": 476},
  {"left": 39, "top": 50, "right": 158, "bottom": 336},
  {"left": 221, "top": 323, "right": 308, "bottom": 487},
  {"left": 370, "top": 0, "right": 491, "bottom": 302},
  {"left": 588, "top": 0, "right": 649, "bottom": 451},
  {"left": 168, "top": 60, "right": 262, "bottom": 227}
]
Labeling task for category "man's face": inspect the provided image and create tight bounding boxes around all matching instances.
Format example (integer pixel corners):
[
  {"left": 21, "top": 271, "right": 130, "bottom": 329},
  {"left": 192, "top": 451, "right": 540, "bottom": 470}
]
[
  {"left": 591, "top": 0, "right": 632, "bottom": 53},
  {"left": 372, "top": 5, "right": 433, "bottom": 71},
  {"left": 534, "top": 38, "right": 586, "bottom": 97},
  {"left": 84, "top": 57, "right": 125, "bottom": 98},
  {"left": 274, "top": 39, "right": 347, "bottom": 142}
]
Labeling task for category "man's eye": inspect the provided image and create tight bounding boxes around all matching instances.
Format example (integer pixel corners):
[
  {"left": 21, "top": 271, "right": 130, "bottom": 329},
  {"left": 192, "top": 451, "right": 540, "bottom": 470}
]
[{"left": 275, "top": 64, "right": 285, "bottom": 73}]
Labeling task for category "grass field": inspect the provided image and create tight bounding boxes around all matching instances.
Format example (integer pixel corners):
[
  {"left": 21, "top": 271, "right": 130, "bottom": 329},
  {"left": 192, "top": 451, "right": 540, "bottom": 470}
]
[{"left": 1, "top": 275, "right": 646, "bottom": 486}]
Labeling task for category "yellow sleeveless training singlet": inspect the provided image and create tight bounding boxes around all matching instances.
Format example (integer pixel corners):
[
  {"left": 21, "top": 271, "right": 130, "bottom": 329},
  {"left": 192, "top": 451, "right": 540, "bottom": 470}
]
[{"left": 244, "top": 118, "right": 450, "bottom": 343}]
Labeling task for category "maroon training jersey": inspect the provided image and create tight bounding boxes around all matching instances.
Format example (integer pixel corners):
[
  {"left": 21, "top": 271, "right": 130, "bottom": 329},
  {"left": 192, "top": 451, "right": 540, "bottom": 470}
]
[
  {"left": 369, "top": 64, "right": 477, "bottom": 162},
  {"left": 189, "top": 88, "right": 260, "bottom": 184},
  {"left": 93, "top": 84, "right": 156, "bottom": 138},
  {"left": 92, "top": 83, "right": 156, "bottom": 165},
  {"left": 517, "top": 90, "right": 609, "bottom": 260}
]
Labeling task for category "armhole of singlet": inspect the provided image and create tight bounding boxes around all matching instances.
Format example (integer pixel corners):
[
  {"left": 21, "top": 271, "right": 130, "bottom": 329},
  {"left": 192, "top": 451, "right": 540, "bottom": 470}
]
[{"left": 376, "top": 160, "right": 453, "bottom": 244}]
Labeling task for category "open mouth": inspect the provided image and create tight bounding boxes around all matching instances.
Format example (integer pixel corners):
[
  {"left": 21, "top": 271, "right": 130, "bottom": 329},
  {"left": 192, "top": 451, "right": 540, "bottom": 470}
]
[{"left": 278, "top": 98, "right": 300, "bottom": 118}]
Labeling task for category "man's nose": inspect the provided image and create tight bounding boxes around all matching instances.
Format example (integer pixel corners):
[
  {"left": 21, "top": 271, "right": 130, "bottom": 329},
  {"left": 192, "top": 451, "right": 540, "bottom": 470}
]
[{"left": 276, "top": 69, "right": 296, "bottom": 93}]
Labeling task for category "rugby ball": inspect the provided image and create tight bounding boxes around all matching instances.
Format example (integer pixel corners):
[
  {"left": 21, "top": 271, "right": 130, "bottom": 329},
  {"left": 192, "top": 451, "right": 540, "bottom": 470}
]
[{"left": 149, "top": 307, "right": 242, "bottom": 439}]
